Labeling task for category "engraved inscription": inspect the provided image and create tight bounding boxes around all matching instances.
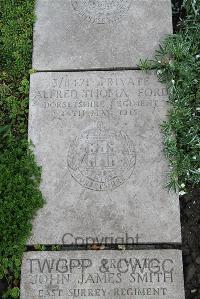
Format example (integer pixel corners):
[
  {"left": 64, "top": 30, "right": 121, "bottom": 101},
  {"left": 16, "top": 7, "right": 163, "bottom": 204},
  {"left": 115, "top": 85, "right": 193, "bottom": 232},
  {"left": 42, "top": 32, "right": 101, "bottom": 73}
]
[
  {"left": 31, "top": 74, "right": 167, "bottom": 120},
  {"left": 71, "top": 0, "right": 132, "bottom": 24},
  {"left": 21, "top": 251, "right": 185, "bottom": 299},
  {"left": 67, "top": 122, "right": 136, "bottom": 191}
]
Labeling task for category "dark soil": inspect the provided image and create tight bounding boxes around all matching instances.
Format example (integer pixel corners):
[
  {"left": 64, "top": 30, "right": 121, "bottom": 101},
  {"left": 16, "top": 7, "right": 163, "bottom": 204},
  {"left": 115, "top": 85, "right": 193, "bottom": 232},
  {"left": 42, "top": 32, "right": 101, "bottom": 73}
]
[
  {"left": 0, "top": 280, "right": 7, "bottom": 297},
  {"left": 182, "top": 188, "right": 200, "bottom": 299},
  {"left": 172, "top": 0, "right": 185, "bottom": 32}
]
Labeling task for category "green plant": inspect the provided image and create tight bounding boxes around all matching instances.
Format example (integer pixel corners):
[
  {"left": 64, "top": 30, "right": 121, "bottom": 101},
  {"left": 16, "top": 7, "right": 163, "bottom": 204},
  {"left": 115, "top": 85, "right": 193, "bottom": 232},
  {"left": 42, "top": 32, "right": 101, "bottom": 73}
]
[
  {"left": 0, "top": 1, "right": 44, "bottom": 298},
  {"left": 52, "top": 245, "right": 61, "bottom": 251},
  {"left": 139, "top": 0, "right": 200, "bottom": 192},
  {"left": 183, "top": 0, "right": 200, "bottom": 16},
  {"left": 138, "top": 58, "right": 153, "bottom": 71},
  {"left": 34, "top": 245, "right": 46, "bottom": 251}
]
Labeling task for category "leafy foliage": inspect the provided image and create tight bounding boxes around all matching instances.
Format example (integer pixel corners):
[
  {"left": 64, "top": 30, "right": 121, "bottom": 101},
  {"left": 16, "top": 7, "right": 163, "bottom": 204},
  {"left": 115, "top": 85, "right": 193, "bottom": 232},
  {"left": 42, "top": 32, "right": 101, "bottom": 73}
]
[
  {"left": 0, "top": 1, "right": 44, "bottom": 297},
  {"left": 140, "top": 0, "right": 200, "bottom": 192}
]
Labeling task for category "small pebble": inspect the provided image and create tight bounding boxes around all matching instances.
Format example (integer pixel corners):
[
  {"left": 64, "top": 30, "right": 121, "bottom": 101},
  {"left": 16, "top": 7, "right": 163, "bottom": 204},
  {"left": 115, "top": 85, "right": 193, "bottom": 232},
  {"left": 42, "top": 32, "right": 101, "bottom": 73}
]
[
  {"left": 195, "top": 256, "right": 200, "bottom": 265},
  {"left": 118, "top": 245, "right": 126, "bottom": 251}
]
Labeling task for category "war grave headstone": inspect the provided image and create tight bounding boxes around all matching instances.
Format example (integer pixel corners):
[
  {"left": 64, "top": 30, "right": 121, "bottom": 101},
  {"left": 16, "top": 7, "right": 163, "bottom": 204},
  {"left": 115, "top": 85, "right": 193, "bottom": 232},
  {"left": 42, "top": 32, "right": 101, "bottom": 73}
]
[
  {"left": 20, "top": 250, "right": 185, "bottom": 299},
  {"left": 28, "top": 70, "right": 181, "bottom": 245},
  {"left": 32, "top": 0, "right": 172, "bottom": 70}
]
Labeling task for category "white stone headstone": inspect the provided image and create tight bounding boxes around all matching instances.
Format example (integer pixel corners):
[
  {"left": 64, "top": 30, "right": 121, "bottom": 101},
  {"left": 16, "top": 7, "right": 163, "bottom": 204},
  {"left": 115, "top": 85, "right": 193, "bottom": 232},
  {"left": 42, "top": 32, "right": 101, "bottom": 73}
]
[
  {"left": 20, "top": 250, "right": 185, "bottom": 298},
  {"left": 32, "top": 0, "right": 172, "bottom": 70},
  {"left": 28, "top": 71, "right": 181, "bottom": 245}
]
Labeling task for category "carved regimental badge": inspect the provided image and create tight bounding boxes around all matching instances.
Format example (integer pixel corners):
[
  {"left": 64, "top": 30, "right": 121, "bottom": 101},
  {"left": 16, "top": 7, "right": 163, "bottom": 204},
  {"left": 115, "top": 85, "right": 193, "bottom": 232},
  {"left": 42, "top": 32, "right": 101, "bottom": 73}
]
[
  {"left": 71, "top": 0, "right": 132, "bottom": 24},
  {"left": 68, "top": 123, "right": 136, "bottom": 191}
]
